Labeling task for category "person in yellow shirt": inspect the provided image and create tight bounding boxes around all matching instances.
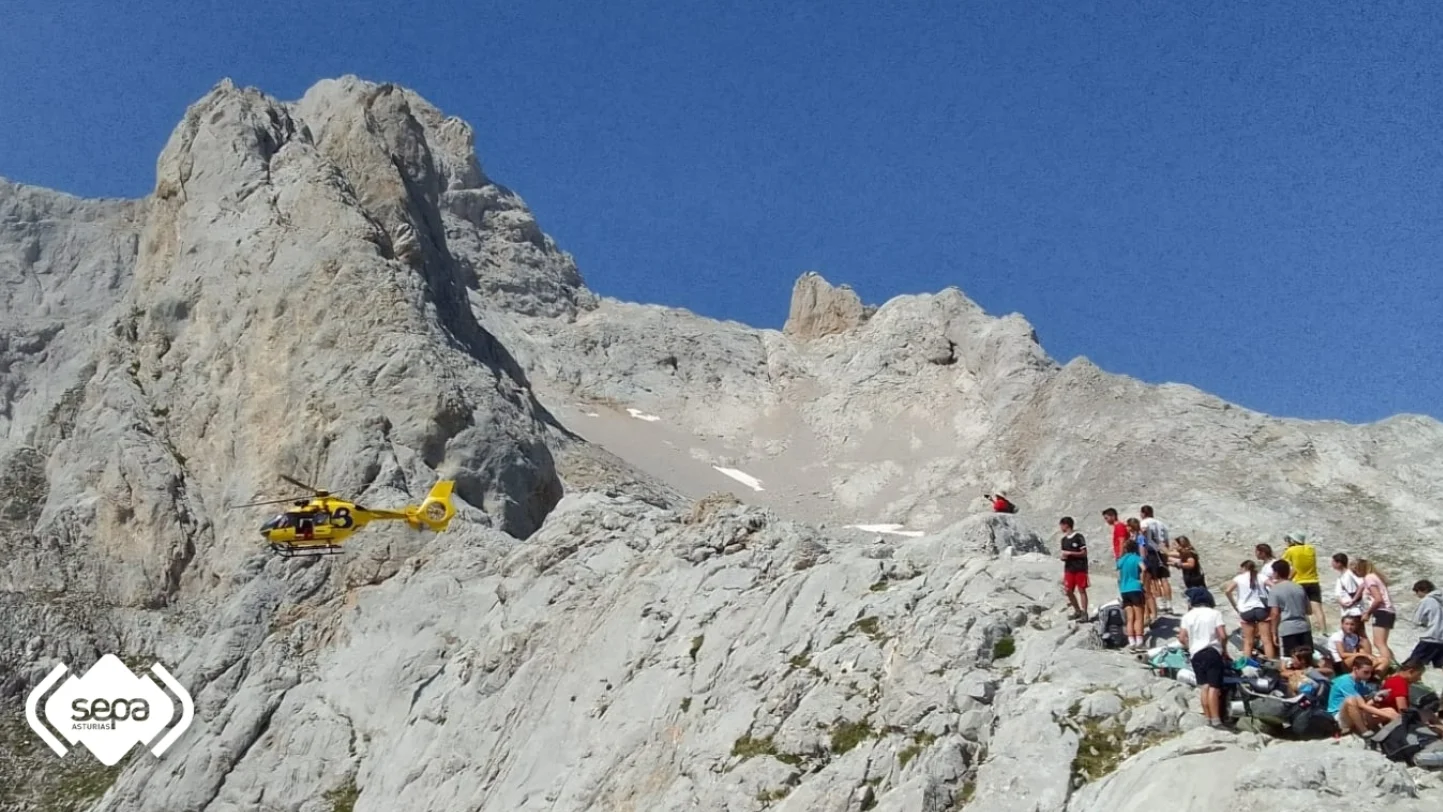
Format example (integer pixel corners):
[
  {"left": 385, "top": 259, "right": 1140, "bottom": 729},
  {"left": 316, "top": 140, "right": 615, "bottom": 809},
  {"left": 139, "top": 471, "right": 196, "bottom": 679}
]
[{"left": 1282, "top": 532, "right": 1327, "bottom": 633}]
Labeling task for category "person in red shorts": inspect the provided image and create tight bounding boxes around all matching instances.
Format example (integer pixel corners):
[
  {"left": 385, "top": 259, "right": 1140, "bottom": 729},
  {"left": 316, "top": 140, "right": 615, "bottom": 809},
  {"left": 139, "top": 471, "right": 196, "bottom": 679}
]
[
  {"left": 1103, "top": 507, "right": 1127, "bottom": 559},
  {"left": 1059, "top": 516, "right": 1090, "bottom": 620}
]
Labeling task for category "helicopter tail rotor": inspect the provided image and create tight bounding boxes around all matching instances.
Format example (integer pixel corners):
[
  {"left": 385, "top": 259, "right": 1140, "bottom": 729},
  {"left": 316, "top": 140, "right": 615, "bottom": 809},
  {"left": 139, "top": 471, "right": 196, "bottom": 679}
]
[{"left": 406, "top": 480, "right": 456, "bottom": 532}]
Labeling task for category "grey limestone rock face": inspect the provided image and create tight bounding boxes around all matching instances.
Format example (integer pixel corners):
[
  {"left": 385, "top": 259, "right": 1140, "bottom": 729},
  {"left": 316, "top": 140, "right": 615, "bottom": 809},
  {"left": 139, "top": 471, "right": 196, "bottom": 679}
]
[{"left": 485, "top": 255, "right": 1443, "bottom": 584}]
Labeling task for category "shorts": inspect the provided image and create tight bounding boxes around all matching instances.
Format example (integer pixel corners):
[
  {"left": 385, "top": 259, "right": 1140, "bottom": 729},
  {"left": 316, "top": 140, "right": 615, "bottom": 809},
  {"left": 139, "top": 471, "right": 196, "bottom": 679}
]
[
  {"left": 1063, "top": 570, "right": 1090, "bottom": 590},
  {"left": 1147, "top": 564, "right": 1171, "bottom": 579},
  {"left": 1372, "top": 609, "right": 1396, "bottom": 630},
  {"left": 1408, "top": 640, "right": 1443, "bottom": 669},
  {"left": 1282, "top": 631, "right": 1314, "bottom": 655},
  {"left": 1121, "top": 590, "right": 1145, "bottom": 608},
  {"left": 1191, "top": 647, "right": 1225, "bottom": 689},
  {"left": 1334, "top": 710, "right": 1348, "bottom": 728},
  {"left": 1301, "top": 583, "right": 1322, "bottom": 602},
  {"left": 1239, "top": 607, "right": 1269, "bottom": 624}
]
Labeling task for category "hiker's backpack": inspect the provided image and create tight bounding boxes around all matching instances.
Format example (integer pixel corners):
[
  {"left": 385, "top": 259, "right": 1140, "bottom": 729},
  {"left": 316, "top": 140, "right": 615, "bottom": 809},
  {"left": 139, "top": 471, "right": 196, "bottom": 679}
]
[
  {"left": 1096, "top": 601, "right": 1127, "bottom": 649},
  {"left": 1369, "top": 709, "right": 1443, "bottom": 764},
  {"left": 1411, "top": 684, "right": 1440, "bottom": 713},
  {"left": 996, "top": 497, "right": 1017, "bottom": 514}
]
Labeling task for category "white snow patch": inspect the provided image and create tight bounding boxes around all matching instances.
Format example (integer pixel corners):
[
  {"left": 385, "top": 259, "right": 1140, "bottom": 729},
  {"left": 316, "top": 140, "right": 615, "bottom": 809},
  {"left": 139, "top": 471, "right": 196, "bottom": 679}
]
[
  {"left": 584, "top": 412, "right": 599, "bottom": 417},
  {"left": 713, "top": 466, "right": 764, "bottom": 492},
  {"left": 627, "top": 408, "right": 661, "bottom": 422},
  {"left": 847, "top": 523, "right": 926, "bottom": 538}
]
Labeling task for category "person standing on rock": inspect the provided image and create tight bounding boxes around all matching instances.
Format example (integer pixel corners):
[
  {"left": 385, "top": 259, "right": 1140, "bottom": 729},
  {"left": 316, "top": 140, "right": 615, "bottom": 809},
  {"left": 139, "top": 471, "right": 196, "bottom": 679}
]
[
  {"left": 1117, "top": 539, "right": 1148, "bottom": 650},
  {"left": 1267, "top": 560, "right": 1314, "bottom": 656},
  {"left": 1225, "top": 560, "right": 1274, "bottom": 661},
  {"left": 1059, "top": 516, "right": 1089, "bottom": 621},
  {"left": 1354, "top": 558, "right": 1397, "bottom": 672},
  {"left": 1103, "top": 508, "right": 1127, "bottom": 560},
  {"left": 1281, "top": 532, "right": 1327, "bottom": 633},
  {"left": 1140, "top": 506, "right": 1174, "bottom": 613},
  {"left": 1178, "top": 586, "right": 1229, "bottom": 728},
  {"left": 1332, "top": 552, "right": 1365, "bottom": 620},
  {"left": 1407, "top": 579, "right": 1443, "bottom": 669},
  {"left": 1255, "top": 544, "right": 1279, "bottom": 590},
  {"left": 1129, "top": 517, "right": 1160, "bottom": 622},
  {"left": 1169, "top": 536, "right": 1206, "bottom": 589}
]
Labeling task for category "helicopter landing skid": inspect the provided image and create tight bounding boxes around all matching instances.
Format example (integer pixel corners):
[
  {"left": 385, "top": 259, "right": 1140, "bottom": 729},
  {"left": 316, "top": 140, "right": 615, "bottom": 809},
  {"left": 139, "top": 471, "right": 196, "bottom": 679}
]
[{"left": 270, "top": 542, "right": 346, "bottom": 558}]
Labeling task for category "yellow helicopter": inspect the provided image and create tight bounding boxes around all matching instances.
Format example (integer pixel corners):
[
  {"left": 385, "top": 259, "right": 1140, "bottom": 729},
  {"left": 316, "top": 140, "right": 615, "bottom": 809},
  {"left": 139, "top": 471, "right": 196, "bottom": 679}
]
[{"left": 231, "top": 474, "right": 457, "bottom": 557}]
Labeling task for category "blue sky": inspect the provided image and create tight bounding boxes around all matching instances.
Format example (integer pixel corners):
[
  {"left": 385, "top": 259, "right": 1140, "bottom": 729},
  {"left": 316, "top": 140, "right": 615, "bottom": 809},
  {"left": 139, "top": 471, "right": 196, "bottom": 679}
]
[{"left": 3, "top": 1, "right": 1440, "bottom": 424}]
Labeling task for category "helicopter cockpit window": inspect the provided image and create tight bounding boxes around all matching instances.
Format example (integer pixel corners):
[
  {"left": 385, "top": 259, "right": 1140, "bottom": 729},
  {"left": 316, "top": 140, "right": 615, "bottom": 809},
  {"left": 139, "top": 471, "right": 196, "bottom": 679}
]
[{"left": 260, "top": 514, "right": 292, "bottom": 531}]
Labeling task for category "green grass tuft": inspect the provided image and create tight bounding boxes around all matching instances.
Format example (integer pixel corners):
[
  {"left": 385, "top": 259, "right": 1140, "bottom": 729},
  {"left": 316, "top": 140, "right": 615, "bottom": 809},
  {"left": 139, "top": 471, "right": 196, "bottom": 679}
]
[
  {"left": 731, "top": 735, "right": 777, "bottom": 759},
  {"left": 829, "top": 719, "right": 876, "bottom": 754},
  {"left": 324, "top": 777, "right": 360, "bottom": 812},
  {"left": 992, "top": 635, "right": 1015, "bottom": 659}
]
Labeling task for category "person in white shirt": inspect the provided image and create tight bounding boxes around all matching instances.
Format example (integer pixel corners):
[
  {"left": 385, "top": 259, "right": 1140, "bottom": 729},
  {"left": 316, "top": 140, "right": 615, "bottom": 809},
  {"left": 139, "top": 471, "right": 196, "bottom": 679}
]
[
  {"left": 1332, "top": 552, "right": 1364, "bottom": 618},
  {"left": 1224, "top": 559, "right": 1275, "bottom": 660},
  {"left": 1255, "top": 543, "right": 1279, "bottom": 589},
  {"left": 1327, "top": 614, "right": 1374, "bottom": 670},
  {"left": 1178, "top": 586, "right": 1229, "bottom": 727}
]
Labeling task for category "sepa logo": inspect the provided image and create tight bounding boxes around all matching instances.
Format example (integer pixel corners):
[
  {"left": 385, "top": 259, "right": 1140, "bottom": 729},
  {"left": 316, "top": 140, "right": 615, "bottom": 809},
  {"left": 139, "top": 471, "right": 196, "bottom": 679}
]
[{"left": 25, "top": 654, "right": 194, "bottom": 766}]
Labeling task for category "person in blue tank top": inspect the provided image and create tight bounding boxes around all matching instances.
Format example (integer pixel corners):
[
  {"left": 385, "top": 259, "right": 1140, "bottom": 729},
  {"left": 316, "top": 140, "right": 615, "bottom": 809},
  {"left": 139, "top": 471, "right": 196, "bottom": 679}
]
[{"left": 1117, "top": 539, "right": 1148, "bottom": 650}]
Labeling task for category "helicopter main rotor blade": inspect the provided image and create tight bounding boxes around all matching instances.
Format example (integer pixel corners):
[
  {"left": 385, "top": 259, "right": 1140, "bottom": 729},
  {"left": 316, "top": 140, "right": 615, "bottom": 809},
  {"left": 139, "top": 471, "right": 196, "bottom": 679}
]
[
  {"left": 227, "top": 495, "right": 312, "bottom": 509},
  {"left": 279, "top": 474, "right": 327, "bottom": 495}
]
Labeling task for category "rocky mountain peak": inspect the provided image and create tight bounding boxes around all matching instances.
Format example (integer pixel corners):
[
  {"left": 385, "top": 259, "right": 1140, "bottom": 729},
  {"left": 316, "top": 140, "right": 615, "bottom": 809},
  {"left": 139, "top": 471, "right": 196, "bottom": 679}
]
[{"left": 782, "top": 271, "right": 869, "bottom": 340}]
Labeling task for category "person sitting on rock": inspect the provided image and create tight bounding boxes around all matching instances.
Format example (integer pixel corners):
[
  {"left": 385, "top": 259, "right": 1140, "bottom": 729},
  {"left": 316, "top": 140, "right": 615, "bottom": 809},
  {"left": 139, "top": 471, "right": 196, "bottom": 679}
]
[
  {"left": 1380, "top": 658, "right": 1429, "bottom": 716},
  {"left": 1282, "top": 647, "right": 1319, "bottom": 695},
  {"left": 1327, "top": 655, "right": 1397, "bottom": 736},
  {"left": 1328, "top": 614, "right": 1374, "bottom": 670},
  {"left": 985, "top": 492, "right": 1017, "bottom": 514}
]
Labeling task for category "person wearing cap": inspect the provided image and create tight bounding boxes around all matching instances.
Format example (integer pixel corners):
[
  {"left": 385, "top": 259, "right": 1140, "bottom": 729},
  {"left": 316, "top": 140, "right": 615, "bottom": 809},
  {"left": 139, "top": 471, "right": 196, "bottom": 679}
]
[
  {"left": 1177, "top": 586, "right": 1229, "bottom": 728},
  {"left": 1281, "top": 531, "right": 1327, "bottom": 633},
  {"left": 984, "top": 491, "right": 1016, "bottom": 514}
]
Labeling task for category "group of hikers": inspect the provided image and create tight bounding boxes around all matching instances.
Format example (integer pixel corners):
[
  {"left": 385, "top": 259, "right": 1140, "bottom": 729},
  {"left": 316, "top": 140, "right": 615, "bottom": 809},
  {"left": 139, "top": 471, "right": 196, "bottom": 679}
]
[{"left": 1053, "top": 506, "right": 1443, "bottom": 741}]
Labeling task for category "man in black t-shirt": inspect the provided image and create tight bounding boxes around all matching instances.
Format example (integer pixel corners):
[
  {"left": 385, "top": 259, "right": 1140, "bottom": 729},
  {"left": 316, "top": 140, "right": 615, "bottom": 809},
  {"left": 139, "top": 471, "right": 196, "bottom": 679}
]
[{"left": 1059, "top": 516, "right": 1089, "bottom": 620}]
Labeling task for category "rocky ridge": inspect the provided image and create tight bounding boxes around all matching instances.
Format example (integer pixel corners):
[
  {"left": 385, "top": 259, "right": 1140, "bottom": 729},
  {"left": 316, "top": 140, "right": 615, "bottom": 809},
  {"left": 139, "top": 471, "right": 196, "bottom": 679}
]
[{"left": 0, "top": 76, "right": 1439, "bottom": 811}]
